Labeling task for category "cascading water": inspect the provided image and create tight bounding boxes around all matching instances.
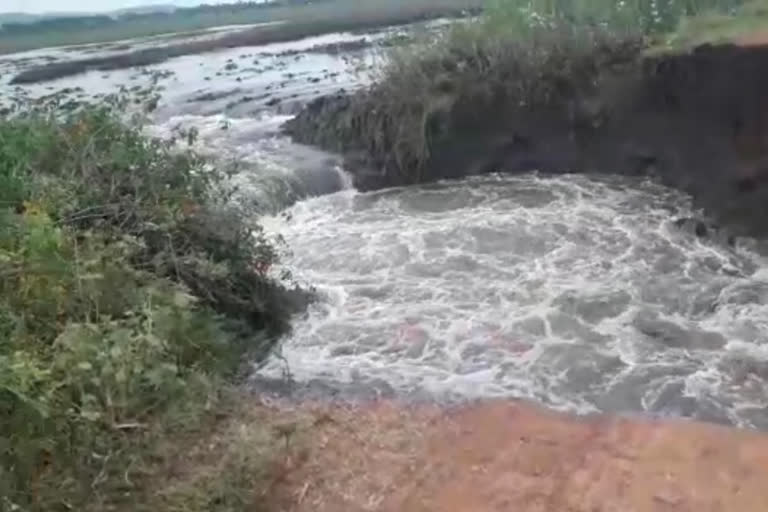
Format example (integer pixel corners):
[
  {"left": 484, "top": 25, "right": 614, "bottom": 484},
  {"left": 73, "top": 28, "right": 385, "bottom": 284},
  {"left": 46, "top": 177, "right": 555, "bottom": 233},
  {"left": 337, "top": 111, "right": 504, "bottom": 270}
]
[{"left": 148, "top": 113, "right": 352, "bottom": 214}]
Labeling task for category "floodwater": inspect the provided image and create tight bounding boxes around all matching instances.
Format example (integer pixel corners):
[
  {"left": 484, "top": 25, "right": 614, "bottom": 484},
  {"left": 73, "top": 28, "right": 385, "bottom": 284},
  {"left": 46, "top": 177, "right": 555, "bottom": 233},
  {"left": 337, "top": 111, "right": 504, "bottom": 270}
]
[
  {"left": 4, "top": 22, "right": 768, "bottom": 430},
  {"left": 260, "top": 174, "right": 768, "bottom": 430}
]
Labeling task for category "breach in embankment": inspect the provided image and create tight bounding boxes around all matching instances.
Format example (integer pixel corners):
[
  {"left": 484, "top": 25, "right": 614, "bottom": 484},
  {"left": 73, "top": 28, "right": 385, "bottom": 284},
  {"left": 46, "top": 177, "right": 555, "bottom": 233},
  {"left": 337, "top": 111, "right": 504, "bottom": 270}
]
[{"left": 284, "top": 0, "right": 768, "bottom": 240}]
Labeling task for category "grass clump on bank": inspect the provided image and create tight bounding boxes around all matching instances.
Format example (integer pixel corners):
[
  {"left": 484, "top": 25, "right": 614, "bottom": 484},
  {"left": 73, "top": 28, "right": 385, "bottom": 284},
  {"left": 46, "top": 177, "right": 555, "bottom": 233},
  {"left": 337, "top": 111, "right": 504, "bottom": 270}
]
[
  {"left": 0, "top": 95, "right": 305, "bottom": 511},
  {"left": 652, "top": 0, "right": 768, "bottom": 53},
  {"left": 286, "top": 0, "right": 749, "bottom": 187}
]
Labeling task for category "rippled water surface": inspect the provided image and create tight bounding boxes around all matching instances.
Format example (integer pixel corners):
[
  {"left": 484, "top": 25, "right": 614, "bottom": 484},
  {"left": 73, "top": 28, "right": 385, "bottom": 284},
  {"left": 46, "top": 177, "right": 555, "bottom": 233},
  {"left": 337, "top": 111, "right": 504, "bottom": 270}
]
[{"left": 260, "top": 174, "right": 768, "bottom": 429}]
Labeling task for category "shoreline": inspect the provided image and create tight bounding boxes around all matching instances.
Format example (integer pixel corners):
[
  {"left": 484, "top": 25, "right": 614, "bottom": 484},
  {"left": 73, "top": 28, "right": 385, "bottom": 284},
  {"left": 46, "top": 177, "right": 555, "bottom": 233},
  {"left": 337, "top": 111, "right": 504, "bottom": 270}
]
[{"left": 285, "top": 40, "right": 768, "bottom": 240}]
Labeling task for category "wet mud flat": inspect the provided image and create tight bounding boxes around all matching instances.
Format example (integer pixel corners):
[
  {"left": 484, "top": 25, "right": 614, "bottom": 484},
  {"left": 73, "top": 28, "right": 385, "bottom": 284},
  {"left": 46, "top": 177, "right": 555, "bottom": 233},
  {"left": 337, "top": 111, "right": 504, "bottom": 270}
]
[
  {"left": 8, "top": 3, "right": 480, "bottom": 85},
  {"left": 0, "top": 18, "right": 445, "bottom": 122},
  {"left": 0, "top": 33, "right": 376, "bottom": 122}
]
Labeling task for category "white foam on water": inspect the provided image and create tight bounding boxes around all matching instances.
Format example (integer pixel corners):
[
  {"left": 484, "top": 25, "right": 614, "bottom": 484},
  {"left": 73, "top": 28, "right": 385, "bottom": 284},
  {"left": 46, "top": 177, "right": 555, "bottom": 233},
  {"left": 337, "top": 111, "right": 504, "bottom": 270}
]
[
  {"left": 148, "top": 112, "right": 351, "bottom": 212},
  {"left": 258, "top": 173, "right": 768, "bottom": 428}
]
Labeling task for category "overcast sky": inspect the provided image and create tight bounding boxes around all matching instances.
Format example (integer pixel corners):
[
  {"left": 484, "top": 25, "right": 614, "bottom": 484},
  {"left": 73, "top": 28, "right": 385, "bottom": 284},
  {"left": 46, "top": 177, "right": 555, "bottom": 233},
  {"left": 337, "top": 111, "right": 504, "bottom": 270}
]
[{"left": 1, "top": 1, "right": 217, "bottom": 14}]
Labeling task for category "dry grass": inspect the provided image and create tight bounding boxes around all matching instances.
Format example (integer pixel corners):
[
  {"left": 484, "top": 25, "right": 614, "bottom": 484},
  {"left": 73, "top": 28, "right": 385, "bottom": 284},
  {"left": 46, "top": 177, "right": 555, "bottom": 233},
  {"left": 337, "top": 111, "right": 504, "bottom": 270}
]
[
  {"left": 114, "top": 398, "right": 437, "bottom": 512},
  {"left": 143, "top": 397, "right": 278, "bottom": 512},
  {"left": 102, "top": 391, "right": 307, "bottom": 512}
]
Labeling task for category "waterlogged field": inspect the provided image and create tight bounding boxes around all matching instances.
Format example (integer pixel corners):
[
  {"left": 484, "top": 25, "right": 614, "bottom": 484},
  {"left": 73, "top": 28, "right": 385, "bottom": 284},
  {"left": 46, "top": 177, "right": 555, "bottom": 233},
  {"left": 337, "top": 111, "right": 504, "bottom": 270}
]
[{"left": 0, "top": 0, "right": 481, "bottom": 55}]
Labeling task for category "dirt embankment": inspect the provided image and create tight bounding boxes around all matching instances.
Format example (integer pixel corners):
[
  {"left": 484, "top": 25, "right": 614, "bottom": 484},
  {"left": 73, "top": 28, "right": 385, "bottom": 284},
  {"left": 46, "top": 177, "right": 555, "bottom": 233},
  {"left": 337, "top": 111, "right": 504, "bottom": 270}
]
[
  {"left": 263, "top": 398, "right": 768, "bottom": 512},
  {"left": 285, "top": 42, "right": 768, "bottom": 239}
]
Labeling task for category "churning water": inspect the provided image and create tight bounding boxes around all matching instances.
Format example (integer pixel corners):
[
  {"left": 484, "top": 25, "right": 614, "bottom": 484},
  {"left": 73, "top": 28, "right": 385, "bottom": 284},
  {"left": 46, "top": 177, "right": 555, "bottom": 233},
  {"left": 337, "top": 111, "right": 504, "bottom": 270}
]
[{"left": 259, "top": 173, "right": 768, "bottom": 430}]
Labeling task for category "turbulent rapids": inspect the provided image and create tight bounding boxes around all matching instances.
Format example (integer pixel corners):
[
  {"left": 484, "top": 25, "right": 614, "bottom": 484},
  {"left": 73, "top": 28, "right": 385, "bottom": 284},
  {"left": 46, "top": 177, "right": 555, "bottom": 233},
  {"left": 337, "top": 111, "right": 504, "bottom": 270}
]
[{"left": 259, "top": 173, "right": 768, "bottom": 429}]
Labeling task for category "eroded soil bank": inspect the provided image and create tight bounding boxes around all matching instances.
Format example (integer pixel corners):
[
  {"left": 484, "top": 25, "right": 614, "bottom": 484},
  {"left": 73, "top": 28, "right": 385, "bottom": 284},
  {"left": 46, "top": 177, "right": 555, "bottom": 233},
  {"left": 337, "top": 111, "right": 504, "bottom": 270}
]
[
  {"left": 262, "top": 398, "right": 768, "bottom": 511},
  {"left": 285, "top": 42, "right": 768, "bottom": 239}
]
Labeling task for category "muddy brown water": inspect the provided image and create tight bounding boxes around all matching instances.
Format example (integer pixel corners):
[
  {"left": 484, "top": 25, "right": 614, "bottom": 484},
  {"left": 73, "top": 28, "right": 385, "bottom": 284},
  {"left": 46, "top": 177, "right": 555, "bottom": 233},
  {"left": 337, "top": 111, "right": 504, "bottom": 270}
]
[{"left": 4, "top": 25, "right": 768, "bottom": 432}]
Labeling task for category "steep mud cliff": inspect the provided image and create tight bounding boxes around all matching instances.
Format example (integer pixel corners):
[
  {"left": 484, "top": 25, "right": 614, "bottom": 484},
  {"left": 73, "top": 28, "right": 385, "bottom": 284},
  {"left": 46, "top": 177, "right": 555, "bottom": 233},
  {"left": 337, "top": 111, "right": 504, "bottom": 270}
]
[{"left": 285, "top": 43, "right": 768, "bottom": 238}]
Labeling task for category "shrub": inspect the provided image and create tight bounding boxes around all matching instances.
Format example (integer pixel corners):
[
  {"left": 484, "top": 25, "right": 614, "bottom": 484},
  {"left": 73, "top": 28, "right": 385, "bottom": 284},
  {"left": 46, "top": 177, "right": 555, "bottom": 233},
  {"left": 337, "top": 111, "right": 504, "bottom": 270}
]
[
  {"left": 485, "top": 0, "right": 746, "bottom": 34},
  {"left": 0, "top": 98, "right": 305, "bottom": 510}
]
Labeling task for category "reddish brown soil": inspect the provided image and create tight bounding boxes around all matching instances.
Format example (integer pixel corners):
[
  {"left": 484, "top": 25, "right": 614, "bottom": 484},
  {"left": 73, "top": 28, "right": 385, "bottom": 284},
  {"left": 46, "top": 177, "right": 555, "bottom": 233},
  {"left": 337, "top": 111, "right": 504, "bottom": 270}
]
[
  {"left": 734, "top": 31, "right": 768, "bottom": 47},
  {"left": 268, "top": 399, "right": 768, "bottom": 512}
]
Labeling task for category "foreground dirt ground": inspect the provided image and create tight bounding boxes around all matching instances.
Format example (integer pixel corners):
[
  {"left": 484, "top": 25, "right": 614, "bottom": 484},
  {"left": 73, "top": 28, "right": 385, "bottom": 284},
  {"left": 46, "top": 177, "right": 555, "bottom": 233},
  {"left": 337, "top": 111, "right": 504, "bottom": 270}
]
[{"left": 258, "top": 398, "right": 768, "bottom": 512}]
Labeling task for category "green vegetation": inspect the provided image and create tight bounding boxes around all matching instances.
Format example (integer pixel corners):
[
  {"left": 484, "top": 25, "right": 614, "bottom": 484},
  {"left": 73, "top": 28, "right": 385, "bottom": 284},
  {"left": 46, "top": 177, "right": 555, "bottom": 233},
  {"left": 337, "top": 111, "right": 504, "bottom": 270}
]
[
  {"left": 652, "top": 0, "right": 768, "bottom": 53},
  {"left": 288, "top": 0, "right": 753, "bottom": 185},
  {"left": 0, "top": 93, "right": 305, "bottom": 510},
  {"left": 483, "top": 0, "right": 746, "bottom": 34},
  {"left": 0, "top": 0, "right": 482, "bottom": 55}
]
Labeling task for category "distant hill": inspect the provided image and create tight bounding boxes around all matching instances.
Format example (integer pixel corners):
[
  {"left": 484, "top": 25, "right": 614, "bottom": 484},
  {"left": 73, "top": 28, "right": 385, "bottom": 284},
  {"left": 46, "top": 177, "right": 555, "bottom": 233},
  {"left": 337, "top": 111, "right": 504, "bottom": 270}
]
[
  {"left": 113, "top": 4, "right": 178, "bottom": 16},
  {"left": 0, "top": 13, "right": 48, "bottom": 24}
]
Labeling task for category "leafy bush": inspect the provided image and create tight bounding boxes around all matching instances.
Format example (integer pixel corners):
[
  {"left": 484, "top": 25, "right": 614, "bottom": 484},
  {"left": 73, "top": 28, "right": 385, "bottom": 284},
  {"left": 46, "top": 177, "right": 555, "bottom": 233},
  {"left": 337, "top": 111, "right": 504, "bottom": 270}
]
[
  {"left": 0, "top": 99, "right": 305, "bottom": 510},
  {"left": 485, "top": 0, "right": 746, "bottom": 34}
]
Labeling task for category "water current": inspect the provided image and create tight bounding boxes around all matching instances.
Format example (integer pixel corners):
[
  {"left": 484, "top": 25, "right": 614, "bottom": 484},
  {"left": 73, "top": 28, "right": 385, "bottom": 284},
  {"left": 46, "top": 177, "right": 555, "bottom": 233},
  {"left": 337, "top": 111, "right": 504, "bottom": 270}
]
[
  {"left": 3, "top": 25, "right": 768, "bottom": 430},
  {"left": 260, "top": 174, "right": 768, "bottom": 429}
]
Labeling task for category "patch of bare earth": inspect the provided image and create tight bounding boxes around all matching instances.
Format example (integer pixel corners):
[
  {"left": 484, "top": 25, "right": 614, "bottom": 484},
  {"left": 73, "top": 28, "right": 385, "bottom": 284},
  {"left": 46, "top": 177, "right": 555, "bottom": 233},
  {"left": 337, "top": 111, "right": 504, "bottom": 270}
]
[
  {"left": 265, "top": 399, "right": 768, "bottom": 512},
  {"left": 735, "top": 31, "right": 768, "bottom": 47}
]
